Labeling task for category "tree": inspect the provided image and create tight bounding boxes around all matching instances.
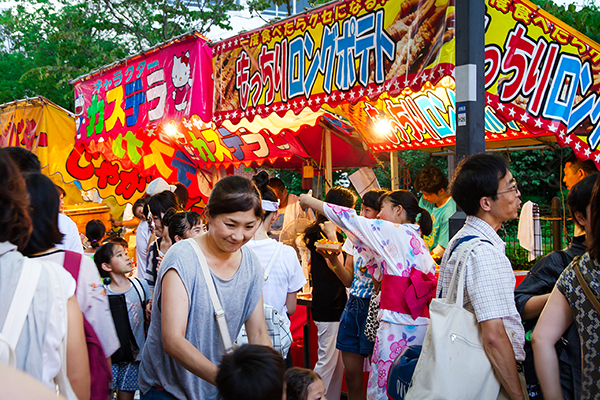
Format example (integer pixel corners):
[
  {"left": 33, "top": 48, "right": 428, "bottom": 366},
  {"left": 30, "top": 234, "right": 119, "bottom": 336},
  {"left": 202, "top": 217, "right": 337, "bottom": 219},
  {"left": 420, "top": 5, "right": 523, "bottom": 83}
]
[
  {"left": 0, "top": 2, "right": 129, "bottom": 108},
  {"left": 531, "top": 0, "right": 600, "bottom": 44},
  {"left": 0, "top": 0, "right": 243, "bottom": 109},
  {"left": 93, "top": 0, "right": 242, "bottom": 52}
]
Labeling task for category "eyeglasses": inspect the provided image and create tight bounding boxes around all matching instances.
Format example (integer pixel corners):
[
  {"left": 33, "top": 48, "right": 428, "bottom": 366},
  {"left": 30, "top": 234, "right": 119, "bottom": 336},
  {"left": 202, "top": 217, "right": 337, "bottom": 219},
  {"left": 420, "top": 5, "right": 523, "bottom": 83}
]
[{"left": 497, "top": 179, "right": 520, "bottom": 196}]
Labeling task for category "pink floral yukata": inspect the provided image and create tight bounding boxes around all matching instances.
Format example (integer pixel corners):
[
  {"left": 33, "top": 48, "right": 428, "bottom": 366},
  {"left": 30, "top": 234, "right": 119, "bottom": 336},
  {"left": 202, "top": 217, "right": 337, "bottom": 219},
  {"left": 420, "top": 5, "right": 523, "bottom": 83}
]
[{"left": 322, "top": 203, "right": 436, "bottom": 400}]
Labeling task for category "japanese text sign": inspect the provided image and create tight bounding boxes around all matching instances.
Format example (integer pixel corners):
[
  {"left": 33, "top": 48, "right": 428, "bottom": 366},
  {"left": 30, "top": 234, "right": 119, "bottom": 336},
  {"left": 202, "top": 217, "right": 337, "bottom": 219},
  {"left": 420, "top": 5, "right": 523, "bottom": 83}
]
[
  {"left": 485, "top": 0, "right": 600, "bottom": 164},
  {"left": 73, "top": 34, "right": 213, "bottom": 147},
  {"left": 213, "top": 0, "right": 455, "bottom": 126}
]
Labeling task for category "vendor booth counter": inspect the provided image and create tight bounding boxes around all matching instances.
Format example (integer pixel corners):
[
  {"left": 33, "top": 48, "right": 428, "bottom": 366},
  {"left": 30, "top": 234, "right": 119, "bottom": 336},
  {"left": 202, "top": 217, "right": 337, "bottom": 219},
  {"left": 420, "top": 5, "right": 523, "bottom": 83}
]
[{"left": 64, "top": 203, "right": 111, "bottom": 235}]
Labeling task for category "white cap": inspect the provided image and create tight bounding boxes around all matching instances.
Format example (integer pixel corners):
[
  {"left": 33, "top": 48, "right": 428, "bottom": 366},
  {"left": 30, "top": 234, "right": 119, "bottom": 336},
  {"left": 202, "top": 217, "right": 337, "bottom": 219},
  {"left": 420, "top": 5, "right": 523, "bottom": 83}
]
[{"left": 146, "top": 177, "right": 176, "bottom": 196}]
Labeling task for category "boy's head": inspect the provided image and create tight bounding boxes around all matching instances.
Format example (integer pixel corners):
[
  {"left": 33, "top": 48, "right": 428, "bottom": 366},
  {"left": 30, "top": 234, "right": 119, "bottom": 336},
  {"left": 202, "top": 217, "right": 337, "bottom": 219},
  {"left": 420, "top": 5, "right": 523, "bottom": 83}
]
[
  {"left": 564, "top": 154, "right": 598, "bottom": 191},
  {"left": 94, "top": 242, "right": 132, "bottom": 280},
  {"left": 217, "top": 345, "right": 286, "bottom": 400},
  {"left": 414, "top": 165, "right": 449, "bottom": 205}
]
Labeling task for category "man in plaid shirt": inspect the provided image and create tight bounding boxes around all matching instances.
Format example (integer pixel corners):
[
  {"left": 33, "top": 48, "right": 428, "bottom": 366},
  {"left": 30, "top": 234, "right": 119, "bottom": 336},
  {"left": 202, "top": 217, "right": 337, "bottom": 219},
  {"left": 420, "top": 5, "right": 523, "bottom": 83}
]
[{"left": 438, "top": 154, "right": 527, "bottom": 400}]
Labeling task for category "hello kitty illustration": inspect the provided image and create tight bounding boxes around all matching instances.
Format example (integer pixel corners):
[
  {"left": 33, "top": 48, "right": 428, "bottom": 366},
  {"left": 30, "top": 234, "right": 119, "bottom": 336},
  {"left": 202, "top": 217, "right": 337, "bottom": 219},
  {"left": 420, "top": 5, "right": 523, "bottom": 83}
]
[
  {"left": 74, "top": 93, "right": 85, "bottom": 139},
  {"left": 172, "top": 51, "right": 192, "bottom": 112}
]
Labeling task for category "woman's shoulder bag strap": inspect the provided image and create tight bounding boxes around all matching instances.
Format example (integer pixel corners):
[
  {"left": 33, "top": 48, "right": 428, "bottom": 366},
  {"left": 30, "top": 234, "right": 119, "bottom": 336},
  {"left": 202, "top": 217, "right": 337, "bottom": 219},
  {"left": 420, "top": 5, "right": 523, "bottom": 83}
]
[
  {"left": 0, "top": 258, "right": 42, "bottom": 366},
  {"left": 186, "top": 238, "right": 233, "bottom": 354}
]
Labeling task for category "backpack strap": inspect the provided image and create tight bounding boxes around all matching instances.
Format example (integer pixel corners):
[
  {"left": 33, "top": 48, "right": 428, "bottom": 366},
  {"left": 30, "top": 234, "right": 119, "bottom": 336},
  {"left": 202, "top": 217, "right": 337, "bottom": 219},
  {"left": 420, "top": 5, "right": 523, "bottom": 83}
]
[
  {"left": 264, "top": 242, "right": 283, "bottom": 281},
  {"left": 446, "top": 235, "right": 491, "bottom": 260},
  {"left": 62, "top": 250, "right": 83, "bottom": 293},
  {"left": 129, "top": 277, "right": 146, "bottom": 304},
  {"left": 0, "top": 258, "right": 42, "bottom": 366},
  {"left": 438, "top": 235, "right": 492, "bottom": 298},
  {"left": 187, "top": 238, "right": 233, "bottom": 354}
]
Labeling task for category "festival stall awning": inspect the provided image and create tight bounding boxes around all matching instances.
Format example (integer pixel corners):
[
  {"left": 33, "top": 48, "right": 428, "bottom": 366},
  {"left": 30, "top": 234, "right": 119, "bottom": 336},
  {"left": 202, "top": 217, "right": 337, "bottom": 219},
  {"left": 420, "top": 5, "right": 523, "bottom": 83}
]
[
  {"left": 213, "top": 0, "right": 600, "bottom": 162},
  {"left": 0, "top": 96, "right": 157, "bottom": 205},
  {"left": 213, "top": 0, "right": 455, "bottom": 126}
]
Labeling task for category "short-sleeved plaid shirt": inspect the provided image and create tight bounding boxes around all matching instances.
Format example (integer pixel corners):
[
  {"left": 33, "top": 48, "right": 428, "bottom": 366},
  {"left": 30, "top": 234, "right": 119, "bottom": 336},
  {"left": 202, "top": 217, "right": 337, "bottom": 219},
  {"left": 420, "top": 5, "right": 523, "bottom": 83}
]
[{"left": 437, "top": 216, "right": 526, "bottom": 361}]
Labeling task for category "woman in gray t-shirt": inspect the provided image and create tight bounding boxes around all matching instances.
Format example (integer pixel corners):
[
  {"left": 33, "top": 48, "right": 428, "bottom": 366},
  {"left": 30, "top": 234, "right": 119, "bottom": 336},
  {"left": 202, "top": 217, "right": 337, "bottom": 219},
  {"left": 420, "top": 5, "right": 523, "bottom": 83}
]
[{"left": 139, "top": 176, "right": 272, "bottom": 400}]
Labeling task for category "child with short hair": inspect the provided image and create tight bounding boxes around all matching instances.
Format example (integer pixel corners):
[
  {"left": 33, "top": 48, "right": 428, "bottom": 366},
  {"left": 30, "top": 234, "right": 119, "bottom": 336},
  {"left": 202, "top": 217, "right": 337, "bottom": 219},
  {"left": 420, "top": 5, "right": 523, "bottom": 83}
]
[
  {"left": 94, "top": 242, "right": 151, "bottom": 400},
  {"left": 285, "top": 367, "right": 328, "bottom": 400},
  {"left": 216, "top": 345, "right": 286, "bottom": 400}
]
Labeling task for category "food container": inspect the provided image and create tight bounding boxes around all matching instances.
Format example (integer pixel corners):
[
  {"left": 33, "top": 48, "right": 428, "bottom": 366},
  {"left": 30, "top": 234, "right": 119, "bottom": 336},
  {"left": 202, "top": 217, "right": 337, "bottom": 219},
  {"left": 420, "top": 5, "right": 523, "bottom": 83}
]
[{"left": 315, "top": 242, "right": 342, "bottom": 251}]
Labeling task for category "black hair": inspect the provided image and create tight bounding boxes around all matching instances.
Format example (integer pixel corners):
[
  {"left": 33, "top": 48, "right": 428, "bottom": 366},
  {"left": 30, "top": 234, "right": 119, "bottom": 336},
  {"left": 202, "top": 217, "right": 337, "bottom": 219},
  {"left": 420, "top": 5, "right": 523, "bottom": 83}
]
[
  {"left": 362, "top": 189, "right": 388, "bottom": 211},
  {"left": 86, "top": 219, "right": 106, "bottom": 249},
  {"left": 216, "top": 345, "right": 285, "bottom": 400},
  {"left": 174, "top": 182, "right": 189, "bottom": 209},
  {"left": 109, "top": 237, "right": 128, "bottom": 249},
  {"left": 587, "top": 174, "right": 600, "bottom": 260},
  {"left": 94, "top": 242, "right": 118, "bottom": 279},
  {"left": 21, "top": 173, "right": 64, "bottom": 255},
  {"left": 0, "top": 148, "right": 32, "bottom": 251},
  {"left": 568, "top": 174, "right": 597, "bottom": 230},
  {"left": 268, "top": 177, "right": 286, "bottom": 194},
  {"left": 414, "top": 165, "right": 449, "bottom": 194},
  {"left": 304, "top": 186, "right": 356, "bottom": 245},
  {"left": 565, "top": 154, "right": 598, "bottom": 176},
  {"left": 133, "top": 197, "right": 148, "bottom": 209},
  {"left": 450, "top": 153, "right": 509, "bottom": 216},
  {"left": 146, "top": 191, "right": 181, "bottom": 224},
  {"left": 205, "top": 175, "right": 263, "bottom": 219},
  {"left": 4, "top": 147, "right": 41, "bottom": 173},
  {"left": 55, "top": 185, "right": 66, "bottom": 198},
  {"left": 166, "top": 211, "right": 201, "bottom": 242},
  {"left": 382, "top": 190, "right": 433, "bottom": 236},
  {"left": 285, "top": 367, "right": 322, "bottom": 400},
  {"left": 253, "top": 171, "right": 279, "bottom": 219}
]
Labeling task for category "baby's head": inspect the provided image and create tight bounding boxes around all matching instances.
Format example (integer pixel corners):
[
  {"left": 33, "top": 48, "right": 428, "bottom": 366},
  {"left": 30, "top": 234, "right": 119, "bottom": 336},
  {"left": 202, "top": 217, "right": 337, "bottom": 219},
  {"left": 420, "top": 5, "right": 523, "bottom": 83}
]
[
  {"left": 94, "top": 242, "right": 132, "bottom": 283},
  {"left": 217, "top": 345, "right": 285, "bottom": 400},
  {"left": 285, "top": 367, "right": 326, "bottom": 400}
]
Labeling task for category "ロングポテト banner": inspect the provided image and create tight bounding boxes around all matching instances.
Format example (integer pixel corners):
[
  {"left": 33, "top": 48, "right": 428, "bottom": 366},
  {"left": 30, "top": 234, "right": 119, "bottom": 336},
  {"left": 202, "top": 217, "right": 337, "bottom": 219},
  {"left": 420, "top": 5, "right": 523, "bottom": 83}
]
[{"left": 213, "top": 0, "right": 455, "bottom": 126}]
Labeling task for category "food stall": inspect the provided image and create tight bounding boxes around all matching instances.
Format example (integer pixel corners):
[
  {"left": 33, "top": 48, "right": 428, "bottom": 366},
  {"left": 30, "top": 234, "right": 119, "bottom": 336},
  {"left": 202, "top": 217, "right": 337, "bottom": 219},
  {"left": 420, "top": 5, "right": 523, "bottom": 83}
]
[
  {"left": 210, "top": 0, "right": 600, "bottom": 371},
  {"left": 0, "top": 96, "right": 113, "bottom": 233}
]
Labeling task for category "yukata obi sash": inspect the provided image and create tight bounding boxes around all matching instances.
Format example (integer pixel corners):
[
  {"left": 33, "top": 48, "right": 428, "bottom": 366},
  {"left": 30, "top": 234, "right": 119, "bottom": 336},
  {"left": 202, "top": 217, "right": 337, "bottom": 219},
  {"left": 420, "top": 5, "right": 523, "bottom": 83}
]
[{"left": 380, "top": 269, "right": 437, "bottom": 320}]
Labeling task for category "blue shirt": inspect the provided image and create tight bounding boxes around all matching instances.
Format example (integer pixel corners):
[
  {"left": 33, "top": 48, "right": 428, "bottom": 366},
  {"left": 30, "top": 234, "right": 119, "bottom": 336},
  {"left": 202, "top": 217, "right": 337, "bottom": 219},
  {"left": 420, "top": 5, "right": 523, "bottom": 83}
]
[{"left": 343, "top": 239, "right": 374, "bottom": 298}]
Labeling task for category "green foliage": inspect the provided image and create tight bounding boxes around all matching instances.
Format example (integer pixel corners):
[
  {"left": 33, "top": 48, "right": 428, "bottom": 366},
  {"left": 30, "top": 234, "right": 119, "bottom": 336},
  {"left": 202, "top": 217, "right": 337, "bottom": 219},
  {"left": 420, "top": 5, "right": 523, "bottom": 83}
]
[
  {"left": 531, "top": 0, "right": 600, "bottom": 44},
  {"left": 0, "top": 0, "right": 242, "bottom": 110},
  {"left": 498, "top": 147, "right": 568, "bottom": 204},
  {"left": 247, "top": 0, "right": 292, "bottom": 19}
]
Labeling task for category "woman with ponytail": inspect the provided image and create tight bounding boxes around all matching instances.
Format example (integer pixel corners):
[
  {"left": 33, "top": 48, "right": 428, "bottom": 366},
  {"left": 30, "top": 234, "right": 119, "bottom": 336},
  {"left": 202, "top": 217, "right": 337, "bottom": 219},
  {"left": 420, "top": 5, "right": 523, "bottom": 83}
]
[
  {"left": 300, "top": 190, "right": 436, "bottom": 400},
  {"left": 85, "top": 219, "right": 106, "bottom": 256}
]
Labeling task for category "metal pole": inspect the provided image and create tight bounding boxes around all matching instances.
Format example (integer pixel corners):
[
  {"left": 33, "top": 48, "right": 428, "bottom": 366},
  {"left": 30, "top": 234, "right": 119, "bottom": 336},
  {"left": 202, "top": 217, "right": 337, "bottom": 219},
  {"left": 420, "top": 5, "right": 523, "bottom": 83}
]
[
  {"left": 390, "top": 151, "right": 398, "bottom": 190},
  {"left": 324, "top": 129, "right": 332, "bottom": 193},
  {"left": 454, "top": 0, "right": 486, "bottom": 163},
  {"left": 552, "top": 197, "right": 562, "bottom": 251}
]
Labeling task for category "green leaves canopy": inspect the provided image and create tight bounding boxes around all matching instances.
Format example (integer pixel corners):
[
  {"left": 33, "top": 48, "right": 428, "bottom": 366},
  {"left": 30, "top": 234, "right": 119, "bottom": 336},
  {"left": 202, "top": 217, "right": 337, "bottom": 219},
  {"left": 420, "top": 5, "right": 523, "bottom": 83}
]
[{"left": 0, "top": 0, "right": 242, "bottom": 110}]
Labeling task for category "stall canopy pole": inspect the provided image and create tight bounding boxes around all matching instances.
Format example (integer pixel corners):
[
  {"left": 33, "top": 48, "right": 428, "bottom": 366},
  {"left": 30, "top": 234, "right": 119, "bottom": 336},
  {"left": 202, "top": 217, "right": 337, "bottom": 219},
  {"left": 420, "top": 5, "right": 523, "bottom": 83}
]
[
  {"left": 390, "top": 151, "right": 399, "bottom": 190},
  {"left": 454, "top": 0, "right": 486, "bottom": 162},
  {"left": 324, "top": 129, "right": 333, "bottom": 193}
]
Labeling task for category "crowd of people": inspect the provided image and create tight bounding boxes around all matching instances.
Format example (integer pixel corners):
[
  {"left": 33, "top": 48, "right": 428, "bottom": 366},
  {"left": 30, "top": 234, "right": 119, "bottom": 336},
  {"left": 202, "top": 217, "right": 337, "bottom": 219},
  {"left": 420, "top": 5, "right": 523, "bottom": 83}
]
[{"left": 1, "top": 145, "right": 599, "bottom": 400}]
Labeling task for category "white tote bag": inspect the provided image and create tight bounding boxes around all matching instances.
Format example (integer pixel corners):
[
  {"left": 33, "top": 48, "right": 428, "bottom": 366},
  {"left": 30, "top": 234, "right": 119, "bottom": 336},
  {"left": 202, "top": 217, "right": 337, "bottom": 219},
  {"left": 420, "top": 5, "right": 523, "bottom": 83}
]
[{"left": 405, "top": 239, "right": 501, "bottom": 400}]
